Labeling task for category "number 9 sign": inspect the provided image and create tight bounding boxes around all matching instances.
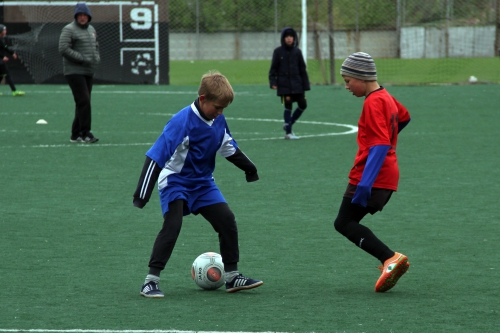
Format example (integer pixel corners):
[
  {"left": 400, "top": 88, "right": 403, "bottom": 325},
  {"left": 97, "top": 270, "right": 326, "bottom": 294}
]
[{"left": 130, "top": 8, "right": 152, "bottom": 30}]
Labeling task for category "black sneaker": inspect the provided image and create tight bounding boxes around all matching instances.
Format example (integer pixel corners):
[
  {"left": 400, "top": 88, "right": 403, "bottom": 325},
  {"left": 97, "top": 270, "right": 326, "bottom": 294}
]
[
  {"left": 83, "top": 133, "right": 99, "bottom": 143},
  {"left": 70, "top": 136, "right": 84, "bottom": 143},
  {"left": 140, "top": 281, "right": 164, "bottom": 298},
  {"left": 225, "top": 274, "right": 263, "bottom": 293}
]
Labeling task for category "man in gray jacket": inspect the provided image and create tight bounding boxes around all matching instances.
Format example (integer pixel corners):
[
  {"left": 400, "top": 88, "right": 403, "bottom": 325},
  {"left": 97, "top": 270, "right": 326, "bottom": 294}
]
[{"left": 59, "top": 2, "right": 100, "bottom": 143}]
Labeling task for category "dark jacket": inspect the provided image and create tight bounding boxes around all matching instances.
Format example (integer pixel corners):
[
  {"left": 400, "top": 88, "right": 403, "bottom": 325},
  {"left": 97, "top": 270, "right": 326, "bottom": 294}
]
[
  {"left": 58, "top": 3, "right": 100, "bottom": 76},
  {"left": 0, "top": 35, "right": 15, "bottom": 66},
  {"left": 269, "top": 27, "right": 310, "bottom": 96}
]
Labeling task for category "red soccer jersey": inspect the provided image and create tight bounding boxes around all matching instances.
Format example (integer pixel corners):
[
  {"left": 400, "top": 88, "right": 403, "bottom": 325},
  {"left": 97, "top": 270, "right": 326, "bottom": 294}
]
[{"left": 348, "top": 88, "right": 410, "bottom": 191}]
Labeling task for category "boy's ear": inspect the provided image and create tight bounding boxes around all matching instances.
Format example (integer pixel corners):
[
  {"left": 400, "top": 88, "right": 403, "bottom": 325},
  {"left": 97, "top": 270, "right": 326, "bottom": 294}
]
[{"left": 198, "top": 95, "right": 206, "bottom": 103}]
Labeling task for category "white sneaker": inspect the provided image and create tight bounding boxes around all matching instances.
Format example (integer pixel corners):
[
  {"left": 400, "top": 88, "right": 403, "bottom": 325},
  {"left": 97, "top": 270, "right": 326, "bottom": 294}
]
[{"left": 285, "top": 132, "right": 300, "bottom": 140}]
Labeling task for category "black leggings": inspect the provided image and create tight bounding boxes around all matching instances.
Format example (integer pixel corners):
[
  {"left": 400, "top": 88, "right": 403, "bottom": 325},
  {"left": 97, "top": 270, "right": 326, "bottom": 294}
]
[
  {"left": 0, "top": 63, "right": 17, "bottom": 91},
  {"left": 148, "top": 200, "right": 239, "bottom": 274},
  {"left": 333, "top": 197, "right": 394, "bottom": 263}
]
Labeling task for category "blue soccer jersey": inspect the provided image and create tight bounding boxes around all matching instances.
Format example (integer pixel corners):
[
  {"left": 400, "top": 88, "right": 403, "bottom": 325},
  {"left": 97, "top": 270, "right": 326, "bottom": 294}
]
[{"left": 146, "top": 102, "right": 239, "bottom": 215}]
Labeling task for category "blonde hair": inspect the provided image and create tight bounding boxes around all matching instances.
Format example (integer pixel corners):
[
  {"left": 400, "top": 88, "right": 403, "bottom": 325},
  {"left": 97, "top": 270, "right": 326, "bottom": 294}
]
[{"left": 198, "top": 70, "right": 234, "bottom": 105}]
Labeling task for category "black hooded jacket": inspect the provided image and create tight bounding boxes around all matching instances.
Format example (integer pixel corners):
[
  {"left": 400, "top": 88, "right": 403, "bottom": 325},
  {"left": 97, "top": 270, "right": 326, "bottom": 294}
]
[{"left": 269, "top": 27, "right": 310, "bottom": 96}]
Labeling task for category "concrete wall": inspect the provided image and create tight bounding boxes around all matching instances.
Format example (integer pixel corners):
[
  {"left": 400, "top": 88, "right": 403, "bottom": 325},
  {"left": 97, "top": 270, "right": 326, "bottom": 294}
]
[{"left": 170, "top": 26, "right": 496, "bottom": 61}]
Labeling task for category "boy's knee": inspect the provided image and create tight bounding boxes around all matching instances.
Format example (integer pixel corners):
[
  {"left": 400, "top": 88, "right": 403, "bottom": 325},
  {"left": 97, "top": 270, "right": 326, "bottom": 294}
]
[{"left": 334, "top": 216, "right": 348, "bottom": 235}]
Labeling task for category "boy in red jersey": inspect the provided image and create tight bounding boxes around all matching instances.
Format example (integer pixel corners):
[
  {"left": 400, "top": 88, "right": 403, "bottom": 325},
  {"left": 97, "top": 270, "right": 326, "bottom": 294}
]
[{"left": 334, "top": 52, "right": 411, "bottom": 292}]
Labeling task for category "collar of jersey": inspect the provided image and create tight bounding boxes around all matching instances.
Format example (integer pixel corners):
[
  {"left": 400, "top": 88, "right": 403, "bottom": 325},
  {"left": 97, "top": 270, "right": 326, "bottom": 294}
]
[{"left": 191, "top": 101, "right": 214, "bottom": 126}]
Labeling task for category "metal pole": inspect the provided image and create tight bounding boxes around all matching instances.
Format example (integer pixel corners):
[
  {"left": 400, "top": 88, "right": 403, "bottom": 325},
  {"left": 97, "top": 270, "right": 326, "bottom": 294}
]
[
  {"left": 275, "top": 0, "right": 278, "bottom": 37},
  {"left": 328, "top": 0, "right": 335, "bottom": 84},
  {"left": 445, "top": 0, "right": 453, "bottom": 58},
  {"left": 196, "top": 0, "right": 200, "bottom": 60},
  {"left": 396, "top": 0, "right": 401, "bottom": 58},
  {"left": 355, "top": 0, "right": 359, "bottom": 51},
  {"left": 495, "top": 0, "right": 500, "bottom": 56},
  {"left": 301, "top": 0, "right": 307, "bottom": 65}
]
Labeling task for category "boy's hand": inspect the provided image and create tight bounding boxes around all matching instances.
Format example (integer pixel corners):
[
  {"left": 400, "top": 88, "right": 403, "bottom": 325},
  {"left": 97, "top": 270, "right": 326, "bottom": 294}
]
[
  {"left": 271, "top": 86, "right": 277, "bottom": 89},
  {"left": 133, "top": 197, "right": 147, "bottom": 209},
  {"left": 352, "top": 185, "right": 371, "bottom": 207},
  {"left": 245, "top": 171, "right": 259, "bottom": 182}
]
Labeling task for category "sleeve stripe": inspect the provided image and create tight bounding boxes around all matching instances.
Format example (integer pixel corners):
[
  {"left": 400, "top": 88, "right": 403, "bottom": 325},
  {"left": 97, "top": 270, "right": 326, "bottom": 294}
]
[{"left": 139, "top": 159, "right": 156, "bottom": 199}]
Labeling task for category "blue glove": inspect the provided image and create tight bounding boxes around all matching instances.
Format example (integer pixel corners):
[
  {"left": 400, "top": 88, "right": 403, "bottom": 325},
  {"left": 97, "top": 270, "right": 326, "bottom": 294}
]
[{"left": 352, "top": 145, "right": 390, "bottom": 207}]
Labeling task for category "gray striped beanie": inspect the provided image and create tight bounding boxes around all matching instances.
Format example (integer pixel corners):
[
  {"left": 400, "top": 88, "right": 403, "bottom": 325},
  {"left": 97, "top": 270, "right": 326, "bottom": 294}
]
[{"left": 340, "top": 52, "right": 377, "bottom": 81}]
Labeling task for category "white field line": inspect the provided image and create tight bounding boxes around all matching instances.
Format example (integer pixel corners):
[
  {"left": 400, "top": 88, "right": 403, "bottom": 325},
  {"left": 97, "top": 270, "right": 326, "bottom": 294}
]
[
  {"left": 1, "top": 112, "right": 357, "bottom": 148},
  {"left": 15, "top": 90, "right": 257, "bottom": 95},
  {"left": 0, "top": 330, "right": 299, "bottom": 333}
]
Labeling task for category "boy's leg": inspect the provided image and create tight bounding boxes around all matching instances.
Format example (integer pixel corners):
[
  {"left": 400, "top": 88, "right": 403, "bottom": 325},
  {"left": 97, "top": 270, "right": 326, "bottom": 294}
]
[
  {"left": 148, "top": 199, "right": 185, "bottom": 275},
  {"left": 291, "top": 94, "right": 307, "bottom": 124},
  {"left": 198, "top": 203, "right": 263, "bottom": 292},
  {"left": 282, "top": 95, "right": 293, "bottom": 134},
  {"left": 333, "top": 196, "right": 394, "bottom": 263},
  {"left": 140, "top": 200, "right": 184, "bottom": 298},
  {"left": 198, "top": 202, "right": 239, "bottom": 266},
  {"left": 334, "top": 186, "right": 409, "bottom": 292},
  {"left": 2, "top": 65, "right": 16, "bottom": 91}
]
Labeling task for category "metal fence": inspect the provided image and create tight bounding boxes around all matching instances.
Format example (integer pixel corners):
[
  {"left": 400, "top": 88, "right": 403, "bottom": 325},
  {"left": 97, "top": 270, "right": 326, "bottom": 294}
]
[{"left": 2, "top": 0, "right": 499, "bottom": 84}]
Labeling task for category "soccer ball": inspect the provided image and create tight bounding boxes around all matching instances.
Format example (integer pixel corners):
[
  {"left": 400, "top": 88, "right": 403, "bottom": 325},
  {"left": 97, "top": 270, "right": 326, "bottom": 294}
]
[{"left": 191, "top": 252, "right": 225, "bottom": 290}]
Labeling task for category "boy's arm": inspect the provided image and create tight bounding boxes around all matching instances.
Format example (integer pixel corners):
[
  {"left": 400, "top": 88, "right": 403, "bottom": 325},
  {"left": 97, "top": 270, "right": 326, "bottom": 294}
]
[
  {"left": 3, "top": 41, "right": 15, "bottom": 57},
  {"left": 392, "top": 96, "right": 411, "bottom": 133},
  {"left": 297, "top": 49, "right": 311, "bottom": 91},
  {"left": 398, "top": 118, "right": 411, "bottom": 133},
  {"left": 268, "top": 49, "right": 279, "bottom": 88},
  {"left": 226, "top": 148, "right": 259, "bottom": 182},
  {"left": 133, "top": 156, "right": 162, "bottom": 208}
]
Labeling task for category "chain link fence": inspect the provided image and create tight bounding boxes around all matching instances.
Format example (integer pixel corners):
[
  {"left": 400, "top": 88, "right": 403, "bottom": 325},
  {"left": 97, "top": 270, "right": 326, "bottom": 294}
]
[
  {"left": 2, "top": 0, "right": 499, "bottom": 84},
  {"left": 168, "top": 0, "right": 500, "bottom": 84}
]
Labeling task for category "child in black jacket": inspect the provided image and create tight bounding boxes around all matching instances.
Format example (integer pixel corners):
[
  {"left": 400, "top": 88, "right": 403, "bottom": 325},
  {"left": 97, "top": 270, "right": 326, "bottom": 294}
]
[{"left": 269, "top": 27, "right": 310, "bottom": 140}]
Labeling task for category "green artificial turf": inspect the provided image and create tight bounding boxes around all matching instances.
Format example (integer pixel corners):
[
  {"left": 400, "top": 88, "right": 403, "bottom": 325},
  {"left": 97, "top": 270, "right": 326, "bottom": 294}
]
[
  {"left": 170, "top": 58, "right": 500, "bottom": 85},
  {"left": 0, "top": 83, "right": 499, "bottom": 333}
]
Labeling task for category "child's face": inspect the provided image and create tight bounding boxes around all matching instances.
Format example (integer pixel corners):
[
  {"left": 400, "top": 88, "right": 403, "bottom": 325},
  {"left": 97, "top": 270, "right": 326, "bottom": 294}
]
[
  {"left": 342, "top": 76, "right": 366, "bottom": 97},
  {"left": 284, "top": 35, "right": 294, "bottom": 46},
  {"left": 199, "top": 95, "right": 229, "bottom": 120},
  {"left": 0, "top": 29, "right": 6, "bottom": 37}
]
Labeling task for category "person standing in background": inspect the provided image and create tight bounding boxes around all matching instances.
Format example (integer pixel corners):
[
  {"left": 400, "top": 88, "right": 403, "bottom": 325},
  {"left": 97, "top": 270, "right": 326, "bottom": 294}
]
[
  {"left": 59, "top": 2, "right": 100, "bottom": 143},
  {"left": 269, "top": 27, "right": 310, "bottom": 140}
]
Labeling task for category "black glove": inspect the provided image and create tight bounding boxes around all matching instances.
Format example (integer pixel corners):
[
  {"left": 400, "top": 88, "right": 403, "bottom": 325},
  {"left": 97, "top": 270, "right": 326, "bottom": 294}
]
[{"left": 245, "top": 171, "right": 259, "bottom": 182}]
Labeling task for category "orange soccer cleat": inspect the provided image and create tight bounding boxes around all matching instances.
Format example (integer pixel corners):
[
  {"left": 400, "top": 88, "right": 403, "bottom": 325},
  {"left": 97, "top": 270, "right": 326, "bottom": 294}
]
[{"left": 375, "top": 252, "right": 410, "bottom": 292}]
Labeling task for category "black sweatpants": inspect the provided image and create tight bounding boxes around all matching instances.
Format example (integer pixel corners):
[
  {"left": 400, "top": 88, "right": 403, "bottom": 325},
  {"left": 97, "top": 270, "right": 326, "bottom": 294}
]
[
  {"left": 148, "top": 200, "right": 239, "bottom": 275},
  {"left": 65, "top": 74, "right": 93, "bottom": 138}
]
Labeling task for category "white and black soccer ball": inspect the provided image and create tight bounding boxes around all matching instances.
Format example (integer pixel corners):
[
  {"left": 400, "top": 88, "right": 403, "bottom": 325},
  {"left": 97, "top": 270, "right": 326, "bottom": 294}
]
[{"left": 191, "top": 252, "right": 225, "bottom": 290}]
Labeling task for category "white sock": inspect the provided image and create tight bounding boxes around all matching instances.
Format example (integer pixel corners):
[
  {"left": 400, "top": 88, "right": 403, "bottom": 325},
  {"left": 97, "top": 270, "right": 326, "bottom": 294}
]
[
  {"left": 224, "top": 271, "right": 239, "bottom": 282},
  {"left": 145, "top": 274, "right": 160, "bottom": 284}
]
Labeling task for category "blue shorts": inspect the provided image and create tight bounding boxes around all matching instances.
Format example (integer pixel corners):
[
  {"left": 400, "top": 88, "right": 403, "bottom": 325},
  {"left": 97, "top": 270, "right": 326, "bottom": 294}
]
[{"left": 159, "top": 183, "right": 226, "bottom": 216}]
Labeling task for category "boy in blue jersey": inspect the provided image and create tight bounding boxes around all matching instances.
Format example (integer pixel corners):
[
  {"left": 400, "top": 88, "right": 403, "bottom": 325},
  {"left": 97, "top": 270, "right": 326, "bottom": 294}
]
[{"left": 133, "top": 71, "right": 263, "bottom": 297}]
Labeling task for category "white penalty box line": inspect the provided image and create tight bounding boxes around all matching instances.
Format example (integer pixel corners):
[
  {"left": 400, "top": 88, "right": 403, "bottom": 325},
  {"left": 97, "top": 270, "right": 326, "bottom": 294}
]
[{"left": 0, "top": 328, "right": 289, "bottom": 333}]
